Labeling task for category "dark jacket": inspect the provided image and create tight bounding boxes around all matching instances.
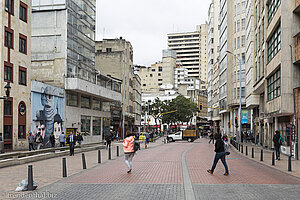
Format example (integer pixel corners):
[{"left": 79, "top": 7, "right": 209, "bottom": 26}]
[
  {"left": 50, "top": 135, "right": 55, "bottom": 144},
  {"left": 67, "top": 135, "right": 77, "bottom": 144},
  {"left": 273, "top": 134, "right": 283, "bottom": 147},
  {"left": 77, "top": 134, "right": 83, "bottom": 141},
  {"left": 215, "top": 138, "right": 225, "bottom": 153}
]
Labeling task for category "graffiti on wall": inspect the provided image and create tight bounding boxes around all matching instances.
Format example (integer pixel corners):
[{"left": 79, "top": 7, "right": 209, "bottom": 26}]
[{"left": 31, "top": 81, "right": 65, "bottom": 146}]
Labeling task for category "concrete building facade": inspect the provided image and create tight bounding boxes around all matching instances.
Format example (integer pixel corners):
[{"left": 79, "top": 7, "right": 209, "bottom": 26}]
[
  {"left": 1, "top": 0, "right": 32, "bottom": 150},
  {"left": 167, "top": 25, "right": 208, "bottom": 88},
  {"left": 95, "top": 38, "right": 141, "bottom": 134},
  {"left": 31, "top": 0, "right": 122, "bottom": 143}
]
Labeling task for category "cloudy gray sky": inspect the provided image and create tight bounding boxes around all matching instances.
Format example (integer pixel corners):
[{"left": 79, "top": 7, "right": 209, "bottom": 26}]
[{"left": 96, "top": 0, "right": 211, "bottom": 66}]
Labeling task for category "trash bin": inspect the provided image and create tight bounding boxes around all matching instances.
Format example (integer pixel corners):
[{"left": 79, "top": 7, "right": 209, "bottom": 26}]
[{"left": 0, "top": 141, "right": 4, "bottom": 153}]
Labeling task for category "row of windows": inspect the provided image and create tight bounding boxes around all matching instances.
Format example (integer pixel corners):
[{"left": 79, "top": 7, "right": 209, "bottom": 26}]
[
  {"left": 4, "top": 65, "right": 27, "bottom": 85},
  {"left": 267, "top": 69, "right": 281, "bottom": 101},
  {"left": 255, "top": 50, "right": 265, "bottom": 81},
  {"left": 268, "top": 0, "right": 281, "bottom": 24},
  {"left": 4, "top": 29, "right": 27, "bottom": 54},
  {"left": 5, "top": 0, "right": 28, "bottom": 22},
  {"left": 67, "top": 92, "right": 102, "bottom": 110},
  {"left": 267, "top": 25, "right": 281, "bottom": 63}
]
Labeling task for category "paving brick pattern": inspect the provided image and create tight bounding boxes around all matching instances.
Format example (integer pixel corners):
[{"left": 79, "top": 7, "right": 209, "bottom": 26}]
[{"left": 186, "top": 139, "right": 300, "bottom": 184}]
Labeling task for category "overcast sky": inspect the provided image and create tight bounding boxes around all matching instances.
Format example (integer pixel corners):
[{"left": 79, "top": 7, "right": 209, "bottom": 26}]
[{"left": 96, "top": 0, "right": 211, "bottom": 66}]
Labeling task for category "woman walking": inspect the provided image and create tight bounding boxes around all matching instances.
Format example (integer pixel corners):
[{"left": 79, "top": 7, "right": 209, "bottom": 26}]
[
  {"left": 123, "top": 132, "right": 135, "bottom": 173},
  {"left": 207, "top": 133, "right": 229, "bottom": 176}
]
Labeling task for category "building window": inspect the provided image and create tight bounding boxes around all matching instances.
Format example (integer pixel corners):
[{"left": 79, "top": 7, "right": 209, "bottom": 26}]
[
  {"left": 158, "top": 83, "right": 162, "bottom": 86},
  {"left": 106, "top": 48, "right": 112, "bottom": 52},
  {"left": 267, "top": 69, "right": 281, "bottom": 101},
  {"left": 241, "top": 35, "right": 245, "bottom": 47},
  {"left": 268, "top": 0, "right": 281, "bottom": 24},
  {"left": 81, "top": 116, "right": 91, "bottom": 134},
  {"left": 93, "top": 98, "right": 101, "bottom": 111},
  {"left": 5, "top": 0, "right": 13, "bottom": 14},
  {"left": 241, "top": 18, "right": 245, "bottom": 30},
  {"left": 19, "top": 66, "right": 26, "bottom": 85},
  {"left": 4, "top": 100, "right": 12, "bottom": 115},
  {"left": 19, "top": 34, "right": 27, "bottom": 54},
  {"left": 150, "top": 74, "right": 153, "bottom": 77},
  {"left": 158, "top": 73, "right": 161, "bottom": 76},
  {"left": 237, "top": 20, "right": 240, "bottom": 32},
  {"left": 81, "top": 96, "right": 91, "bottom": 109},
  {"left": 4, "top": 125, "right": 12, "bottom": 140},
  {"left": 18, "top": 125, "right": 26, "bottom": 139},
  {"left": 158, "top": 79, "right": 162, "bottom": 81},
  {"left": 92, "top": 117, "right": 101, "bottom": 135},
  {"left": 158, "top": 67, "right": 162, "bottom": 72},
  {"left": 237, "top": 37, "right": 240, "bottom": 49},
  {"left": 152, "top": 69, "right": 155, "bottom": 72},
  {"left": 267, "top": 25, "right": 281, "bottom": 63},
  {"left": 67, "top": 92, "right": 78, "bottom": 107},
  {"left": 4, "top": 29, "right": 13, "bottom": 49},
  {"left": 20, "top": 2, "right": 27, "bottom": 22},
  {"left": 4, "top": 65, "right": 13, "bottom": 82},
  {"left": 143, "top": 84, "right": 146, "bottom": 86},
  {"left": 262, "top": 50, "right": 265, "bottom": 76},
  {"left": 241, "top": 53, "right": 245, "bottom": 64}
]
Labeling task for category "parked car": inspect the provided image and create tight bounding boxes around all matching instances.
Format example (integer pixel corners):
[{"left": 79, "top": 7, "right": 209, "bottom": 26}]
[{"left": 167, "top": 130, "right": 199, "bottom": 142}]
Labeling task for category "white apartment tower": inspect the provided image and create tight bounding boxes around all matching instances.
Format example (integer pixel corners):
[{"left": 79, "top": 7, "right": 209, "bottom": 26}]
[
  {"left": 167, "top": 25, "right": 208, "bottom": 88},
  {"left": 207, "top": 0, "right": 221, "bottom": 124}
]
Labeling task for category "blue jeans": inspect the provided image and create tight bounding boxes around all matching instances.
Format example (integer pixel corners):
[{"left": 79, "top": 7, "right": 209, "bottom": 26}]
[{"left": 211, "top": 152, "right": 229, "bottom": 174}]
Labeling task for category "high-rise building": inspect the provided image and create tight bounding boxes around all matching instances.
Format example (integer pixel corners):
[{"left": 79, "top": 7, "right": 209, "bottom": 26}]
[
  {"left": 95, "top": 38, "right": 141, "bottom": 133},
  {"left": 207, "top": 0, "right": 221, "bottom": 130},
  {"left": 1, "top": 0, "right": 32, "bottom": 150},
  {"left": 31, "top": 1, "right": 122, "bottom": 143},
  {"left": 167, "top": 25, "right": 208, "bottom": 86}
]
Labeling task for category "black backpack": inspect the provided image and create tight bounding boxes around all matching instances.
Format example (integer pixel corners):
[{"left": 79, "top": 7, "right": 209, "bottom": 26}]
[{"left": 134, "top": 142, "right": 139, "bottom": 152}]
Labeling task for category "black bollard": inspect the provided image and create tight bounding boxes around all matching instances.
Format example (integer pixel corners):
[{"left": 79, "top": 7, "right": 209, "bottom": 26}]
[
  {"left": 241, "top": 145, "right": 243, "bottom": 154},
  {"left": 117, "top": 146, "right": 119, "bottom": 157},
  {"left": 252, "top": 148, "right": 254, "bottom": 158},
  {"left": 108, "top": 147, "right": 111, "bottom": 160},
  {"left": 82, "top": 153, "right": 87, "bottom": 169},
  {"left": 272, "top": 152, "right": 275, "bottom": 166},
  {"left": 288, "top": 156, "right": 292, "bottom": 172},
  {"left": 260, "top": 149, "right": 263, "bottom": 161},
  {"left": 28, "top": 165, "right": 33, "bottom": 191},
  {"left": 62, "top": 158, "right": 67, "bottom": 177},
  {"left": 98, "top": 150, "right": 101, "bottom": 164},
  {"left": 246, "top": 146, "right": 248, "bottom": 156}
]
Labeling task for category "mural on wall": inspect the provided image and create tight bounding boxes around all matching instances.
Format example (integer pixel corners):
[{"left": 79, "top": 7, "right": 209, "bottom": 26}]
[{"left": 31, "top": 81, "right": 65, "bottom": 146}]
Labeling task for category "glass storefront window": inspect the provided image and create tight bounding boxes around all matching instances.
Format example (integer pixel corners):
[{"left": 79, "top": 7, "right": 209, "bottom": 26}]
[
  {"left": 102, "top": 102, "right": 110, "bottom": 112},
  {"left": 81, "top": 116, "right": 91, "bottom": 135},
  {"left": 93, "top": 117, "right": 101, "bottom": 135},
  {"left": 4, "top": 125, "right": 12, "bottom": 140},
  {"left": 102, "top": 117, "right": 110, "bottom": 138},
  {"left": 18, "top": 125, "right": 26, "bottom": 139},
  {"left": 92, "top": 98, "right": 101, "bottom": 111}
]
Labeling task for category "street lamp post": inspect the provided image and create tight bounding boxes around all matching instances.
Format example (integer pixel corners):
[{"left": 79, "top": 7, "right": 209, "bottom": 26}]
[
  {"left": 0, "top": 82, "right": 11, "bottom": 100},
  {"left": 147, "top": 100, "right": 151, "bottom": 132},
  {"left": 226, "top": 51, "right": 242, "bottom": 144}
]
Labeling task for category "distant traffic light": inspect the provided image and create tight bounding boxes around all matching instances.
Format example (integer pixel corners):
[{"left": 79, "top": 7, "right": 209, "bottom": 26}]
[
  {"left": 200, "top": 103, "right": 203, "bottom": 110},
  {"left": 235, "top": 117, "right": 238, "bottom": 128}
]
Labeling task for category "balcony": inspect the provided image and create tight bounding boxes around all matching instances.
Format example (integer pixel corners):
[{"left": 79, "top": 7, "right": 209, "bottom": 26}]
[
  {"left": 65, "top": 78, "right": 122, "bottom": 102},
  {"left": 294, "top": 0, "right": 300, "bottom": 13},
  {"left": 295, "top": 36, "right": 300, "bottom": 64}
]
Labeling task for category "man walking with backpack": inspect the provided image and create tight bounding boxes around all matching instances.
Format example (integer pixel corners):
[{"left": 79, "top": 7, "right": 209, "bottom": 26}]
[{"left": 273, "top": 130, "right": 283, "bottom": 160}]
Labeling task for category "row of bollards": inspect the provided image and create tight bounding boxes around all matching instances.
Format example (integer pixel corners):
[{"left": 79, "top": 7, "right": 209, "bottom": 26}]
[{"left": 232, "top": 141, "right": 293, "bottom": 172}]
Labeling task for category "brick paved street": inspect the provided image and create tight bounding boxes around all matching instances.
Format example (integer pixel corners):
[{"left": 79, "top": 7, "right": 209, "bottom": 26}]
[{"left": 2, "top": 138, "right": 300, "bottom": 199}]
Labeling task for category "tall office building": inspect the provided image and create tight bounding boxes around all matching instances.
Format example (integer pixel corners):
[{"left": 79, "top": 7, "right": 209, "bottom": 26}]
[
  {"left": 1, "top": 0, "right": 32, "bottom": 150},
  {"left": 31, "top": 1, "right": 122, "bottom": 143},
  {"left": 167, "top": 24, "right": 208, "bottom": 88}
]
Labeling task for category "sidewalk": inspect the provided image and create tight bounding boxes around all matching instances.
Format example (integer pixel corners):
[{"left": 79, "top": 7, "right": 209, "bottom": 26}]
[
  {"left": 0, "top": 138, "right": 164, "bottom": 200},
  {"left": 229, "top": 140, "right": 300, "bottom": 178}
]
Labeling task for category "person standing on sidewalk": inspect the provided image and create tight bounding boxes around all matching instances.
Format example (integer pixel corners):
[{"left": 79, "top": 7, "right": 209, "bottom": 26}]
[
  {"left": 77, "top": 132, "right": 83, "bottom": 148},
  {"left": 68, "top": 132, "right": 76, "bottom": 156},
  {"left": 207, "top": 133, "right": 229, "bottom": 176},
  {"left": 123, "top": 132, "right": 135, "bottom": 173},
  {"left": 50, "top": 132, "right": 55, "bottom": 148},
  {"left": 59, "top": 132, "right": 66, "bottom": 147},
  {"left": 35, "top": 132, "right": 43, "bottom": 150},
  {"left": 273, "top": 130, "right": 283, "bottom": 160},
  {"left": 105, "top": 132, "right": 112, "bottom": 149},
  {"left": 28, "top": 132, "right": 35, "bottom": 151}
]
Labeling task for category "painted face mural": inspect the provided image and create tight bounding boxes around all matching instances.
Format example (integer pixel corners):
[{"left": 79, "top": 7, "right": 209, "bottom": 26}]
[{"left": 33, "top": 84, "right": 64, "bottom": 147}]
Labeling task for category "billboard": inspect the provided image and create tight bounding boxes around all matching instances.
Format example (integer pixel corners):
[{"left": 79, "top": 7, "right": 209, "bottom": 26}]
[{"left": 241, "top": 110, "right": 249, "bottom": 124}]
